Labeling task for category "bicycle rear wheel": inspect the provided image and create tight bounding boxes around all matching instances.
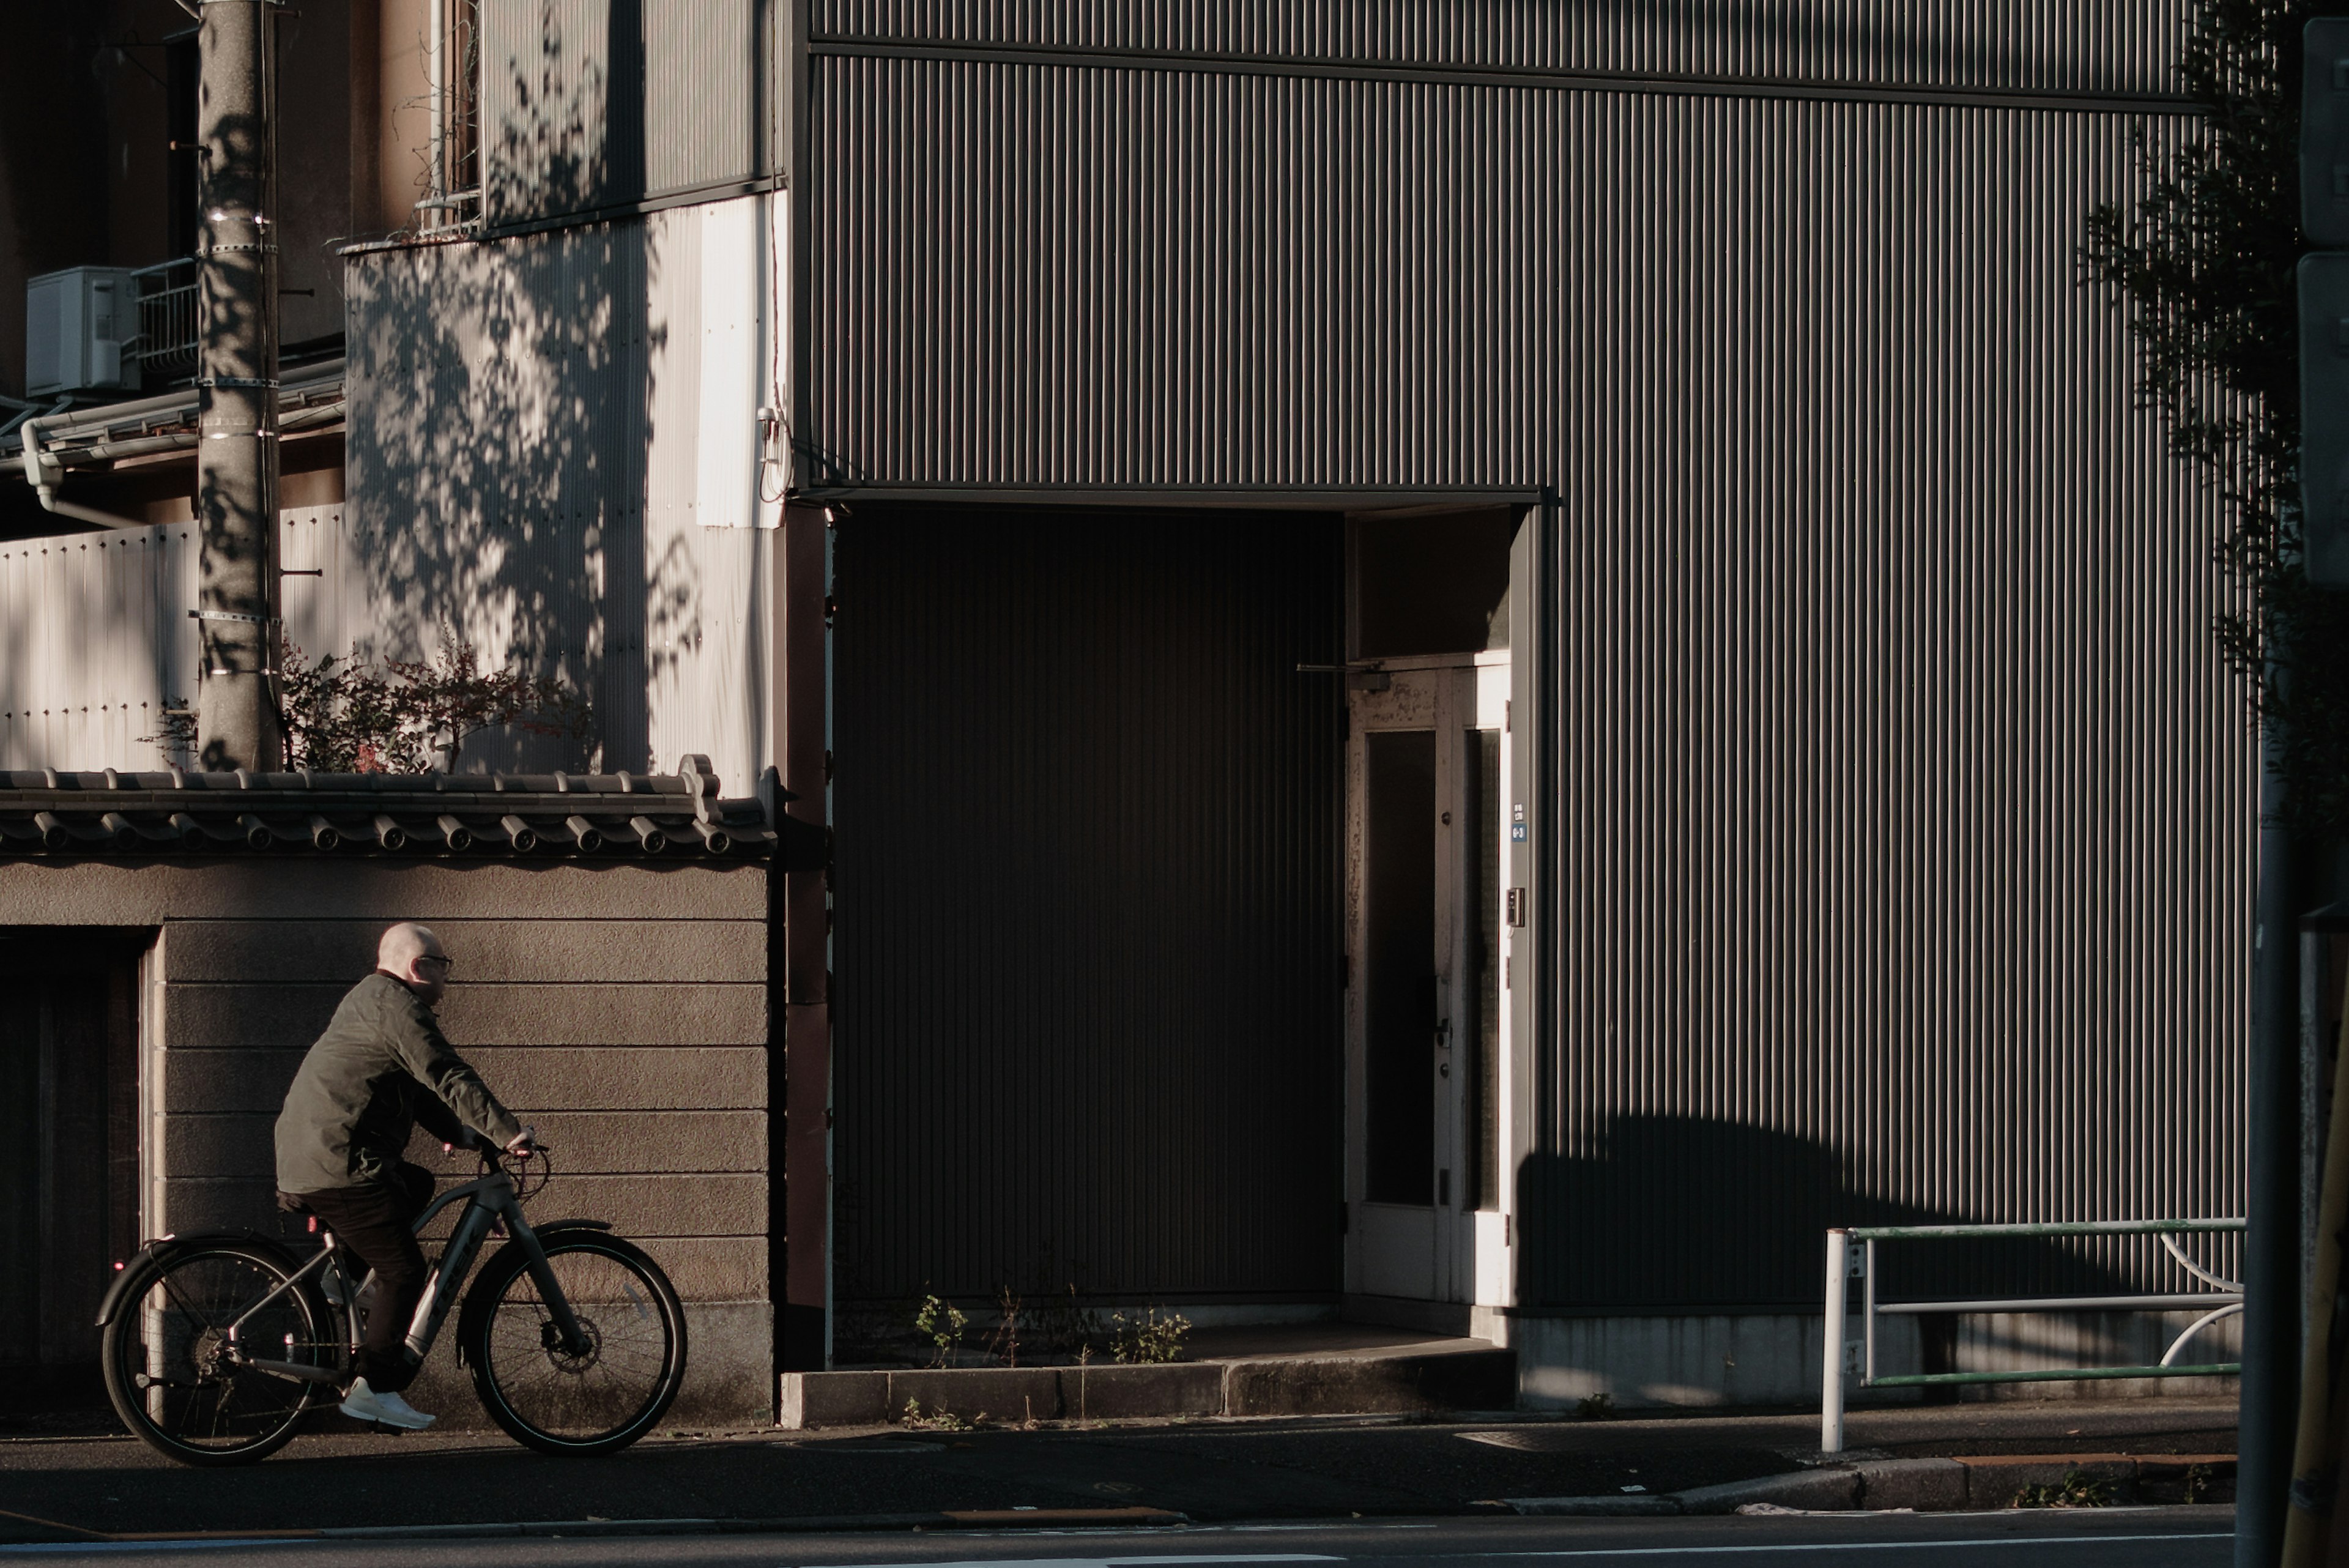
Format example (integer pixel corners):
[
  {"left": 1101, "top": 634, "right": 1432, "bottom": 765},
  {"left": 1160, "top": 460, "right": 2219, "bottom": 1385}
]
[
  {"left": 100, "top": 1240, "right": 332, "bottom": 1466},
  {"left": 459, "top": 1232, "right": 686, "bottom": 1455}
]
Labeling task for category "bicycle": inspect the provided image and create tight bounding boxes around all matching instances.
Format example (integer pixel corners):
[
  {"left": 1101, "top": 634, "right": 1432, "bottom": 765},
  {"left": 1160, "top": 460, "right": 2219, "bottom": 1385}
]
[{"left": 95, "top": 1139, "right": 688, "bottom": 1466}]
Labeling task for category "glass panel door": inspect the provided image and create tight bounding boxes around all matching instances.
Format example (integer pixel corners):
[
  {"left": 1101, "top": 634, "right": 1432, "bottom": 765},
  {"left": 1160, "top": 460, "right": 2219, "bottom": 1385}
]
[
  {"left": 1363, "top": 727, "right": 1437, "bottom": 1206},
  {"left": 1346, "top": 660, "right": 1513, "bottom": 1309}
]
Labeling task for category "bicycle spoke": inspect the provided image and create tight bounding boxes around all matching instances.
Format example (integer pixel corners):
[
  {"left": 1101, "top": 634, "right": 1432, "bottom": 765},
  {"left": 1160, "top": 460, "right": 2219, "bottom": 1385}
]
[
  {"left": 155, "top": 1273, "right": 223, "bottom": 1338},
  {"left": 472, "top": 1240, "right": 681, "bottom": 1447},
  {"left": 109, "top": 1247, "right": 320, "bottom": 1462}
]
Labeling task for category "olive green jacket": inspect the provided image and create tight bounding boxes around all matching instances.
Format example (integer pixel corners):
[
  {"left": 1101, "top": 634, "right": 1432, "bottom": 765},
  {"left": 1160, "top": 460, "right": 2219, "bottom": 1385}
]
[{"left": 274, "top": 972, "right": 524, "bottom": 1194}]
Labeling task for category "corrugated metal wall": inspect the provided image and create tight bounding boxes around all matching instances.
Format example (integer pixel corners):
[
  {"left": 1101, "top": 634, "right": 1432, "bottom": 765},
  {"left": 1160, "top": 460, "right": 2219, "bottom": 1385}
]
[
  {"left": 0, "top": 526, "right": 192, "bottom": 771},
  {"left": 806, "top": 35, "right": 2253, "bottom": 1307},
  {"left": 343, "top": 195, "right": 776, "bottom": 789},
  {"left": 480, "top": 0, "right": 776, "bottom": 227},
  {"left": 0, "top": 507, "right": 360, "bottom": 773},
  {"left": 811, "top": 2, "right": 2191, "bottom": 95},
  {"left": 831, "top": 507, "right": 1343, "bottom": 1303}
]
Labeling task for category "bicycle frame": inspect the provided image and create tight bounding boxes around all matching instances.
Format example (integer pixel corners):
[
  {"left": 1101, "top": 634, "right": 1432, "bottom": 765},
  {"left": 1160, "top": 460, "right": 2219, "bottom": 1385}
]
[{"left": 220, "top": 1163, "right": 589, "bottom": 1388}]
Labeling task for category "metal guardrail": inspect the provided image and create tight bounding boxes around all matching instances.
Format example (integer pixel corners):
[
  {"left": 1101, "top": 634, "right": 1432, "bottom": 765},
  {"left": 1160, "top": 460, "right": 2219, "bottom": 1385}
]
[
  {"left": 1819, "top": 1219, "right": 2244, "bottom": 1452},
  {"left": 131, "top": 258, "right": 198, "bottom": 379}
]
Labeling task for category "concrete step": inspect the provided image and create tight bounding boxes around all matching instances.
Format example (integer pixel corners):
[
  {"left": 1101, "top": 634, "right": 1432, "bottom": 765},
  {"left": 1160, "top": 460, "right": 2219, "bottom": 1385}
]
[{"left": 781, "top": 1342, "right": 1516, "bottom": 1429}]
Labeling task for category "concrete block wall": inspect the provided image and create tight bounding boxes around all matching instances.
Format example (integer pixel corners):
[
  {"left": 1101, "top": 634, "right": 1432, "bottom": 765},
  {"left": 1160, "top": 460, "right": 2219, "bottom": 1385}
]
[{"left": 0, "top": 858, "right": 773, "bottom": 1427}]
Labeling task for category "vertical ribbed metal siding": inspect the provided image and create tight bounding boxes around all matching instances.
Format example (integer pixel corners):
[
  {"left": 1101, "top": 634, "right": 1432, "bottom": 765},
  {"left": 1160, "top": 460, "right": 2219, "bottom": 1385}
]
[
  {"left": 0, "top": 503, "right": 372, "bottom": 772},
  {"left": 481, "top": 0, "right": 766, "bottom": 226},
  {"left": 831, "top": 508, "right": 1343, "bottom": 1303},
  {"left": 810, "top": 64, "right": 2252, "bottom": 1306},
  {"left": 811, "top": 3, "right": 2189, "bottom": 95},
  {"left": 0, "top": 527, "right": 188, "bottom": 770}
]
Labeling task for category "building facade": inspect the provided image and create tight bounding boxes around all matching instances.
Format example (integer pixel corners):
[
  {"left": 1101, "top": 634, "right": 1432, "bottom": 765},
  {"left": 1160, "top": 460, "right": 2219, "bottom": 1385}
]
[{"left": 2, "top": 0, "right": 2254, "bottom": 1414}]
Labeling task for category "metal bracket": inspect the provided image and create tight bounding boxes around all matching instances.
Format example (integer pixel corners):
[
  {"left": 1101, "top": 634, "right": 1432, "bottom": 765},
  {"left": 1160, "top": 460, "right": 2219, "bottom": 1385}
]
[
  {"left": 195, "top": 377, "right": 281, "bottom": 390},
  {"left": 189, "top": 609, "right": 280, "bottom": 626}
]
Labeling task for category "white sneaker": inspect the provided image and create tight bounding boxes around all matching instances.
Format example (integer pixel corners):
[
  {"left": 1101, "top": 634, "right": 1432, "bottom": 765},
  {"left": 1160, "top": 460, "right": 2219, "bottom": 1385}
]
[{"left": 340, "top": 1378, "right": 436, "bottom": 1431}]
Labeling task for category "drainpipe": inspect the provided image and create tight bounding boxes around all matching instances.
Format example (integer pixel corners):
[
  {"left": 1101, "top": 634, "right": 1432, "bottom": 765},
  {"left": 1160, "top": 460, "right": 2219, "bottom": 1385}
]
[
  {"left": 18, "top": 405, "right": 155, "bottom": 531},
  {"left": 428, "top": 0, "right": 447, "bottom": 209},
  {"left": 194, "top": 0, "right": 284, "bottom": 771}
]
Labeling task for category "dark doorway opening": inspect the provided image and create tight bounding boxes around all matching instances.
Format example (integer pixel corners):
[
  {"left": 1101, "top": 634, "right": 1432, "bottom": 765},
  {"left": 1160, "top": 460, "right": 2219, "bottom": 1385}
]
[
  {"left": 0, "top": 932, "right": 143, "bottom": 1406},
  {"left": 1349, "top": 507, "right": 1515, "bottom": 661}
]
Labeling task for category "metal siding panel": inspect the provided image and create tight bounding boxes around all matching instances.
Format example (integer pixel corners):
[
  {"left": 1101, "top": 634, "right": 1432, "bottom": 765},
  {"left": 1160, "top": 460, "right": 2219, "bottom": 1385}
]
[
  {"left": 810, "top": 1, "right": 2185, "bottom": 96},
  {"left": 811, "top": 66, "right": 2251, "bottom": 1307},
  {"left": 831, "top": 508, "right": 1343, "bottom": 1304},
  {"left": 483, "top": 0, "right": 762, "bottom": 226},
  {"left": 0, "top": 515, "right": 286, "bottom": 772},
  {"left": 348, "top": 222, "right": 647, "bottom": 772},
  {"left": 645, "top": 2, "right": 757, "bottom": 195},
  {"left": 344, "top": 209, "right": 770, "bottom": 790}
]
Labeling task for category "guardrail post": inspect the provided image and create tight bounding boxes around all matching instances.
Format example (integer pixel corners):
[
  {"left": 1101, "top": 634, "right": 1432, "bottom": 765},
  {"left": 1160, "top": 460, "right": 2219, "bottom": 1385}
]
[{"left": 1822, "top": 1227, "right": 1847, "bottom": 1453}]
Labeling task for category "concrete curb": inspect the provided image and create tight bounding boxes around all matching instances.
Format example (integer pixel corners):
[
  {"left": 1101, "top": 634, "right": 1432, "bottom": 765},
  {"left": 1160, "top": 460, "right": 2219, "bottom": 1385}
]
[
  {"left": 782, "top": 1350, "right": 1515, "bottom": 1429},
  {"left": 1503, "top": 1453, "right": 2237, "bottom": 1517}
]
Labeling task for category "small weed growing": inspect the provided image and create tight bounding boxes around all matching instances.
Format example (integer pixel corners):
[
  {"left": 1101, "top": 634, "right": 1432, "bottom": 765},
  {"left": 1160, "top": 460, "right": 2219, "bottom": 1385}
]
[
  {"left": 987, "top": 1287, "right": 1024, "bottom": 1368},
  {"left": 915, "top": 1293, "right": 968, "bottom": 1368},
  {"left": 1032, "top": 1284, "right": 1106, "bottom": 1358},
  {"left": 2183, "top": 1464, "right": 2211, "bottom": 1505},
  {"left": 2009, "top": 1469, "right": 2115, "bottom": 1509},
  {"left": 1109, "top": 1307, "right": 1192, "bottom": 1364},
  {"left": 1576, "top": 1392, "right": 1618, "bottom": 1421},
  {"left": 901, "top": 1398, "right": 979, "bottom": 1432}
]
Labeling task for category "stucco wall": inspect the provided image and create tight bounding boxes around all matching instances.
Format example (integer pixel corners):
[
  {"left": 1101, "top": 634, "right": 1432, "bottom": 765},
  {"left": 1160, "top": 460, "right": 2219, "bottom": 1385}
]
[{"left": 0, "top": 856, "right": 773, "bottom": 1427}]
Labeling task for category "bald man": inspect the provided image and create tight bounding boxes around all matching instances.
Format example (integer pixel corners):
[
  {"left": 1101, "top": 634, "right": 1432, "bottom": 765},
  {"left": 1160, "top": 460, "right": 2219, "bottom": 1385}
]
[{"left": 275, "top": 922, "right": 532, "bottom": 1430}]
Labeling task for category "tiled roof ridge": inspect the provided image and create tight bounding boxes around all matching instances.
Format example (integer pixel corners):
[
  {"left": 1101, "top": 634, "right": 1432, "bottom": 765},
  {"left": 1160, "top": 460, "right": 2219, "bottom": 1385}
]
[{"left": 0, "top": 755, "right": 780, "bottom": 859}]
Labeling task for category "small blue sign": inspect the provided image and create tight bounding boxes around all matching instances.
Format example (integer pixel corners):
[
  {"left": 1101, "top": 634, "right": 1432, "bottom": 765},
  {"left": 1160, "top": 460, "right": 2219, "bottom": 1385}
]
[{"left": 1510, "top": 823, "right": 1528, "bottom": 842}]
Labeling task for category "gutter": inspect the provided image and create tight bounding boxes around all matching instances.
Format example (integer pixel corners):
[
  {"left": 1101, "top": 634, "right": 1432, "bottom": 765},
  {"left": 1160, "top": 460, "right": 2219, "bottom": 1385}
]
[
  {"left": 19, "top": 404, "right": 154, "bottom": 531},
  {"left": 12, "top": 360, "right": 346, "bottom": 530}
]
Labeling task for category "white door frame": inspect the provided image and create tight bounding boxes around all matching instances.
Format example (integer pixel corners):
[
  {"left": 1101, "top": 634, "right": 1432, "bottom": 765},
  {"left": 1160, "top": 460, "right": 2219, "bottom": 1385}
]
[{"left": 1343, "top": 652, "right": 1513, "bottom": 1309}]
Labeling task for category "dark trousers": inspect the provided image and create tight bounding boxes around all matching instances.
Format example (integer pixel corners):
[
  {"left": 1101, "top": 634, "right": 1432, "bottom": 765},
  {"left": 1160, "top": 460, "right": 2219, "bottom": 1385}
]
[{"left": 298, "top": 1162, "right": 435, "bottom": 1394}]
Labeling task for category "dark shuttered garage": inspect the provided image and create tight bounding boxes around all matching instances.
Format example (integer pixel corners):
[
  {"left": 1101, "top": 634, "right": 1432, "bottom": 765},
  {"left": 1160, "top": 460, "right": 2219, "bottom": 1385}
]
[{"left": 831, "top": 507, "right": 1343, "bottom": 1307}]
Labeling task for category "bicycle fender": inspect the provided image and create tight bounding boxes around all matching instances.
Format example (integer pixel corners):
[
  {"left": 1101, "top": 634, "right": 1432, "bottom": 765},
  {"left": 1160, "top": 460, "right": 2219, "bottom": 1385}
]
[
  {"left": 94, "top": 1229, "right": 306, "bottom": 1328},
  {"left": 451, "top": 1219, "right": 618, "bottom": 1366}
]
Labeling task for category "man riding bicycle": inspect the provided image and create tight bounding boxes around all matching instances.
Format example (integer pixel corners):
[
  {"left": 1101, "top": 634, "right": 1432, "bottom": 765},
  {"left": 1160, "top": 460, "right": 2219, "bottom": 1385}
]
[{"left": 274, "top": 921, "right": 533, "bottom": 1432}]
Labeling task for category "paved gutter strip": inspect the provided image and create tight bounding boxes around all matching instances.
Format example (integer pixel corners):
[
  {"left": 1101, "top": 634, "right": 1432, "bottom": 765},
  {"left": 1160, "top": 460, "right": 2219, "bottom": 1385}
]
[
  {"left": 318, "top": 1508, "right": 1187, "bottom": 1540},
  {"left": 1504, "top": 1454, "right": 2238, "bottom": 1517}
]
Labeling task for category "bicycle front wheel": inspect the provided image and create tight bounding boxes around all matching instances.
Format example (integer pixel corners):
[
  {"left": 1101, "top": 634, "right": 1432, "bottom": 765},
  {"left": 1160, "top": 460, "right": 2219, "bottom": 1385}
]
[
  {"left": 100, "top": 1240, "right": 332, "bottom": 1466},
  {"left": 459, "top": 1232, "right": 686, "bottom": 1455}
]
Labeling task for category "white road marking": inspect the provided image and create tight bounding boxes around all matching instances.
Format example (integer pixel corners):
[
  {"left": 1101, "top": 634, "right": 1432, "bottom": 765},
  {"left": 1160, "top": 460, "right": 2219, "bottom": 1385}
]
[{"left": 837, "top": 1557, "right": 1341, "bottom": 1568}]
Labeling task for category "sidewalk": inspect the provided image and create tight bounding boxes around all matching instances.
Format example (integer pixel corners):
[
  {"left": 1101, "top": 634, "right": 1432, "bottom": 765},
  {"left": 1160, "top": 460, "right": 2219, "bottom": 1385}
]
[
  {"left": 0, "top": 1394, "right": 2238, "bottom": 1545},
  {"left": 797, "top": 1322, "right": 1514, "bottom": 1427}
]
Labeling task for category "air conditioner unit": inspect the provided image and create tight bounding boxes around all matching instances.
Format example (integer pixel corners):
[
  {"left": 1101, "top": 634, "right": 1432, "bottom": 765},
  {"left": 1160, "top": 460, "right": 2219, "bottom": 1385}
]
[{"left": 25, "top": 266, "right": 139, "bottom": 396}]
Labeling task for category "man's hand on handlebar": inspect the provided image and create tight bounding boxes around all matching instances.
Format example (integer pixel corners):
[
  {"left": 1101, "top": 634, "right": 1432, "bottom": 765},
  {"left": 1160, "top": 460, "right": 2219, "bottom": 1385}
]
[{"left": 440, "top": 1126, "right": 543, "bottom": 1161}]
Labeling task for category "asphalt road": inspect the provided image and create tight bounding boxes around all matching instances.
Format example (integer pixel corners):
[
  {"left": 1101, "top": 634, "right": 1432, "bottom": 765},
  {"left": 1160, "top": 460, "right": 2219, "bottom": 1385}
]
[
  {"left": 0, "top": 1507, "right": 2238, "bottom": 1567},
  {"left": 0, "top": 1400, "right": 2243, "bottom": 1549}
]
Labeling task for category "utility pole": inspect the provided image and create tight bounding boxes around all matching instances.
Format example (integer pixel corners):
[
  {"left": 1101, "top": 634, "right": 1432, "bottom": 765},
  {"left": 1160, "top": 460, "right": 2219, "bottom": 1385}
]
[
  {"left": 2278, "top": 20, "right": 2349, "bottom": 1564},
  {"left": 195, "top": 0, "right": 283, "bottom": 771}
]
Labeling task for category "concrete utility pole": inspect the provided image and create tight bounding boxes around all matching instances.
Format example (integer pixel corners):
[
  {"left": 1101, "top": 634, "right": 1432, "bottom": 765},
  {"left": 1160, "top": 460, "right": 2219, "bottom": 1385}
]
[{"left": 195, "top": 0, "right": 284, "bottom": 771}]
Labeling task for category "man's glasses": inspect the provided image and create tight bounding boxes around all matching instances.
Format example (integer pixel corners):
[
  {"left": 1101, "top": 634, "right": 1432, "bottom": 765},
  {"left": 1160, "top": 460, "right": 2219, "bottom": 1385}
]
[{"left": 419, "top": 953, "right": 455, "bottom": 973}]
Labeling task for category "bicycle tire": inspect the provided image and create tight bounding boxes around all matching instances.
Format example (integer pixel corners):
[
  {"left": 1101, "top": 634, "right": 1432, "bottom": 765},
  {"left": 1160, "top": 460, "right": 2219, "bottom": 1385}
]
[
  {"left": 100, "top": 1239, "right": 334, "bottom": 1466},
  {"left": 459, "top": 1231, "right": 686, "bottom": 1455}
]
